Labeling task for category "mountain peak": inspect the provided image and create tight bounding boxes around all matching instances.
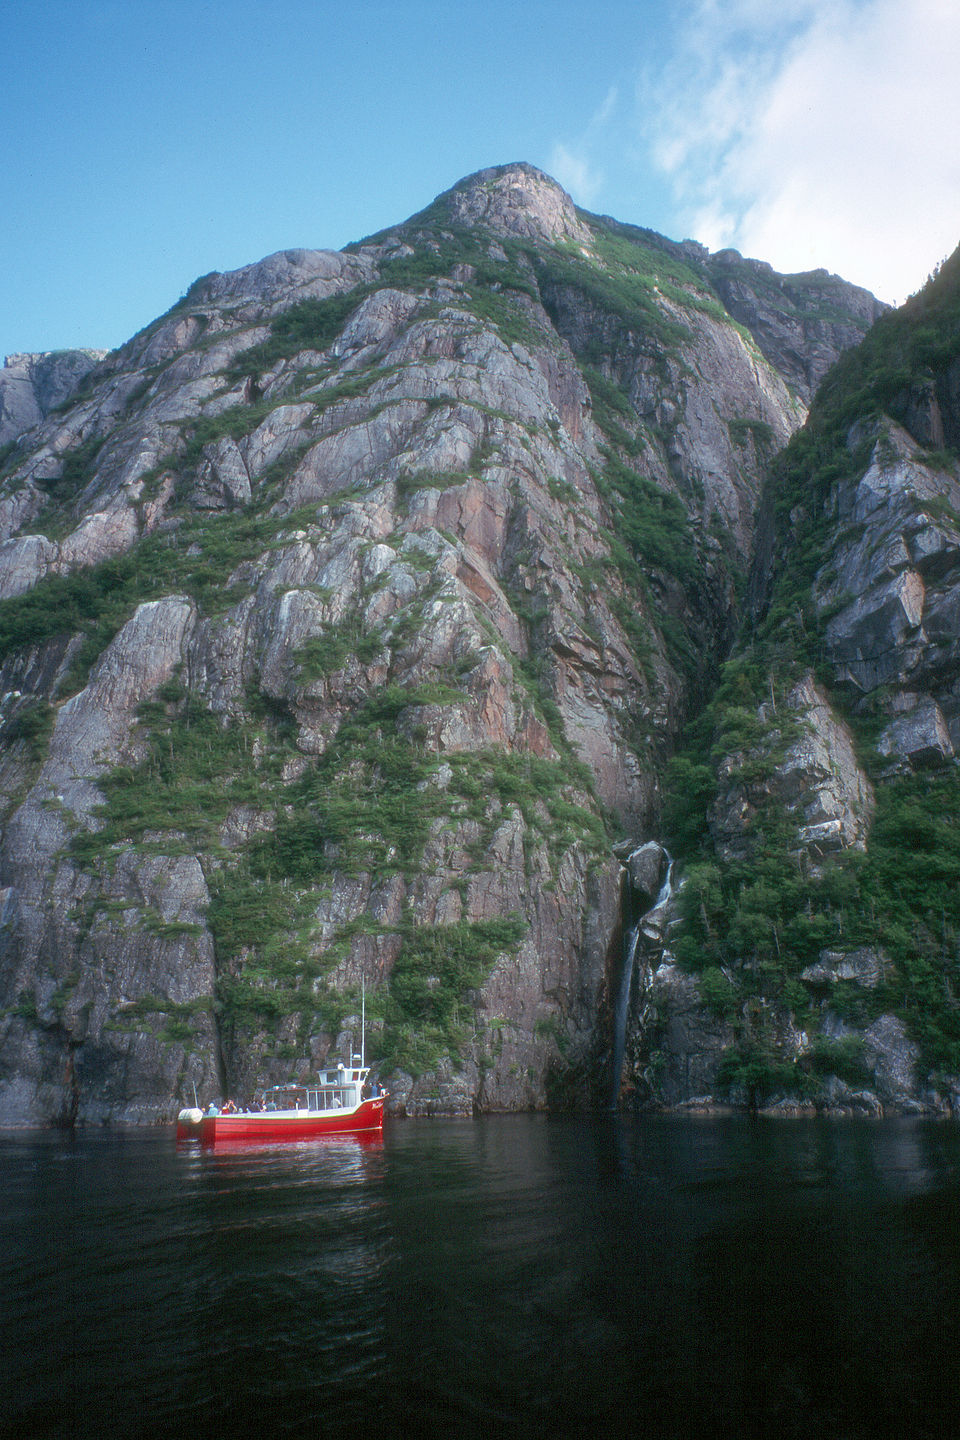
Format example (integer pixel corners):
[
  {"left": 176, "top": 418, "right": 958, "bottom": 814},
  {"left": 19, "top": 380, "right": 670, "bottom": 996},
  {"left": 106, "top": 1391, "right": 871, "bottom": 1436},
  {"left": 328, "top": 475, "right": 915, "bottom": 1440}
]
[{"left": 438, "top": 162, "right": 593, "bottom": 247}]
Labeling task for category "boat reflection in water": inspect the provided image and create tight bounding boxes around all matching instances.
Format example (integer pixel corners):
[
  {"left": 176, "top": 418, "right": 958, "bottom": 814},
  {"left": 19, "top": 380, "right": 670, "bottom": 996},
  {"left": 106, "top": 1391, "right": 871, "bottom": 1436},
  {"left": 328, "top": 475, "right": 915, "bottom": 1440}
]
[
  {"left": 190, "top": 1130, "right": 386, "bottom": 1158},
  {"left": 176, "top": 1059, "right": 386, "bottom": 1146}
]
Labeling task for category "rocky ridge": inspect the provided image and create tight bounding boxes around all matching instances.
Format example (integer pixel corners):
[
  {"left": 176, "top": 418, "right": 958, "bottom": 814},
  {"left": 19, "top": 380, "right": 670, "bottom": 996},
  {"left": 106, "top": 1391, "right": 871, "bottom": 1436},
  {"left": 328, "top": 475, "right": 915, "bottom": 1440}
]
[{"left": 0, "top": 163, "right": 889, "bottom": 1123}]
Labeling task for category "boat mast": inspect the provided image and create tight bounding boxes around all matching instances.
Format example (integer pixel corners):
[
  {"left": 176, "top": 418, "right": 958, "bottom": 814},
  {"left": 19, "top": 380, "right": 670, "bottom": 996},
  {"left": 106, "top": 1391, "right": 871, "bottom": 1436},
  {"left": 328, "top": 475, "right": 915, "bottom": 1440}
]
[{"left": 361, "top": 978, "right": 365, "bottom": 1070}]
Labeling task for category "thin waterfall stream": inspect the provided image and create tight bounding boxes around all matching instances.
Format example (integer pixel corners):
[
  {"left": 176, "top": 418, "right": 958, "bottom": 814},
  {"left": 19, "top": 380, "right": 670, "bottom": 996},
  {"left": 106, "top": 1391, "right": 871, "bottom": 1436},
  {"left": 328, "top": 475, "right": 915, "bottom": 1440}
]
[
  {"left": 609, "top": 850, "right": 673, "bottom": 1108},
  {"left": 610, "top": 913, "right": 641, "bottom": 1109}
]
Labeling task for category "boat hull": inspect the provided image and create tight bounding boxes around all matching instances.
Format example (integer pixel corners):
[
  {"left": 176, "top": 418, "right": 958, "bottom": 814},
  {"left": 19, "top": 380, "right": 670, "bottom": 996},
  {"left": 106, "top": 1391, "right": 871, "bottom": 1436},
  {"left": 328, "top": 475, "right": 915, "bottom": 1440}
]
[{"left": 176, "top": 1096, "right": 385, "bottom": 1144}]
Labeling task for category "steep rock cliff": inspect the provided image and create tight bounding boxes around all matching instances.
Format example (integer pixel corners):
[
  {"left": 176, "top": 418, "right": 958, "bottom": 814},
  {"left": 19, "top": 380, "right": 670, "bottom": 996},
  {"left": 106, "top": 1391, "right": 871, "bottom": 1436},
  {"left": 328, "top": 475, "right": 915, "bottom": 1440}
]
[
  {"left": 0, "top": 163, "right": 880, "bottom": 1123},
  {"left": 702, "top": 250, "right": 886, "bottom": 404},
  {"left": 0, "top": 350, "right": 108, "bottom": 449},
  {"left": 642, "top": 244, "right": 960, "bottom": 1117}
]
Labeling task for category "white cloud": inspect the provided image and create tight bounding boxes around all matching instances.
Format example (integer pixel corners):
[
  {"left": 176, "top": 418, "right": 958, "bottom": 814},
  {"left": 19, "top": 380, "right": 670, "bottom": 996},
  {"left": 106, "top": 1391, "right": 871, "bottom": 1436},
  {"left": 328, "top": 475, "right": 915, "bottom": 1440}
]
[
  {"left": 549, "top": 143, "right": 605, "bottom": 205},
  {"left": 549, "top": 87, "right": 619, "bottom": 206},
  {"left": 647, "top": 0, "right": 960, "bottom": 302}
]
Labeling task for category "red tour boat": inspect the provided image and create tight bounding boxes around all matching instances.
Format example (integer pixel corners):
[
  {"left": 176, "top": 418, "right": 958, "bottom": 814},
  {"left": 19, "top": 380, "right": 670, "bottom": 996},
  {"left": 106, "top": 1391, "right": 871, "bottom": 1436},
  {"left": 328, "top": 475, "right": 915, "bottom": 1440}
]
[{"left": 176, "top": 1059, "right": 386, "bottom": 1144}]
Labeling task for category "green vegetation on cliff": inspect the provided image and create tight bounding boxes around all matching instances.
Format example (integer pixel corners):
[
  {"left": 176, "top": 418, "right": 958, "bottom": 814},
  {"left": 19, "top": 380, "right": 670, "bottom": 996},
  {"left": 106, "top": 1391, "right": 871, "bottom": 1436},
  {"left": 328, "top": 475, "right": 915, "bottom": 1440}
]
[
  {"left": 663, "top": 654, "right": 960, "bottom": 1086},
  {"left": 64, "top": 664, "right": 615, "bottom": 1076}
]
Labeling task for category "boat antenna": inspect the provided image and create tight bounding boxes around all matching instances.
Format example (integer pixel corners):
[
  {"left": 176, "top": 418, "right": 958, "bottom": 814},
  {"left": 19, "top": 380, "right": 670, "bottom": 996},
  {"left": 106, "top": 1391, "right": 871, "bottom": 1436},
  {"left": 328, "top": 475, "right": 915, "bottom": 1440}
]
[{"left": 361, "top": 978, "right": 366, "bottom": 1070}]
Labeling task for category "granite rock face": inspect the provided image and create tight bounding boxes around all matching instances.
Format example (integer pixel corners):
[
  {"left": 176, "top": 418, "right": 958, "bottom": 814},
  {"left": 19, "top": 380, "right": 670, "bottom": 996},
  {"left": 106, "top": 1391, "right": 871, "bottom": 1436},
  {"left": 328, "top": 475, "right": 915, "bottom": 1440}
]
[
  {"left": 647, "top": 960, "right": 735, "bottom": 1108},
  {"left": 0, "top": 164, "right": 883, "bottom": 1124},
  {"left": 814, "top": 421, "right": 960, "bottom": 758},
  {"left": 702, "top": 251, "right": 887, "bottom": 404},
  {"left": 444, "top": 162, "right": 594, "bottom": 248},
  {"left": 709, "top": 674, "right": 874, "bottom": 865},
  {"left": 541, "top": 261, "right": 802, "bottom": 556},
  {"left": 0, "top": 350, "right": 107, "bottom": 448}
]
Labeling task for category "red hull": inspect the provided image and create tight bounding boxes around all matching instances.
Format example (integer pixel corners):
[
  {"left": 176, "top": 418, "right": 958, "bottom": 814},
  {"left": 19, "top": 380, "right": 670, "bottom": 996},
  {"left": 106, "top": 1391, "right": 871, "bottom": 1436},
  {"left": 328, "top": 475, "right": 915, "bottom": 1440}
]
[{"left": 177, "top": 1096, "right": 385, "bottom": 1145}]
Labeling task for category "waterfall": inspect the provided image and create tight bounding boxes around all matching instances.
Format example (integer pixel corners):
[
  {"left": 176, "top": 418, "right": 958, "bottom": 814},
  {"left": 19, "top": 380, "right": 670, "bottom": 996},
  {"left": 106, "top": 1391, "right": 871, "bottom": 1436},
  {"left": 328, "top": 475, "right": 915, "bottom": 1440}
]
[
  {"left": 641, "top": 858, "right": 674, "bottom": 938},
  {"left": 609, "top": 910, "right": 642, "bottom": 1110},
  {"left": 609, "top": 849, "right": 673, "bottom": 1109}
]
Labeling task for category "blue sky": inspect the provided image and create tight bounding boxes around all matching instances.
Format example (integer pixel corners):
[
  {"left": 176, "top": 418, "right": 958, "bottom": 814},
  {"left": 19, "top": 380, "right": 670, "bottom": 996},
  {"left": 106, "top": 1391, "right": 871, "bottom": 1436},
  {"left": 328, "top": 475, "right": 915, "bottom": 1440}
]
[{"left": 4, "top": 0, "right": 959, "bottom": 358}]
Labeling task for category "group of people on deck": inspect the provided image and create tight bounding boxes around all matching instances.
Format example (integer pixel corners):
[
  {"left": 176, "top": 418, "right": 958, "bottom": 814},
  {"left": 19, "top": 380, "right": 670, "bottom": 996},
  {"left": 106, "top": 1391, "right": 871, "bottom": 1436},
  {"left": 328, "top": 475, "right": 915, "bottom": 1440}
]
[{"left": 205, "top": 1098, "right": 264, "bottom": 1116}]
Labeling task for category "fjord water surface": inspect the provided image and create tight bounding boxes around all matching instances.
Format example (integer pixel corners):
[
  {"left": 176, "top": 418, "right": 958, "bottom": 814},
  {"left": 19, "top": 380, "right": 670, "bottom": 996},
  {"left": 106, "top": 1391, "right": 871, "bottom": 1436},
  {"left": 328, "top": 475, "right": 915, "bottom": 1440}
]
[{"left": 2, "top": 1115, "right": 959, "bottom": 1439}]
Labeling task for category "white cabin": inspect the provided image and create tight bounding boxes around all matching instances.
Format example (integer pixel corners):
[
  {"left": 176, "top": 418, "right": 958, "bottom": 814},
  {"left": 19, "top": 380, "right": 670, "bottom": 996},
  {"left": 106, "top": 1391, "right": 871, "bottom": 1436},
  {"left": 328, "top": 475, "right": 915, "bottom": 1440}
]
[{"left": 261, "top": 1059, "right": 372, "bottom": 1114}]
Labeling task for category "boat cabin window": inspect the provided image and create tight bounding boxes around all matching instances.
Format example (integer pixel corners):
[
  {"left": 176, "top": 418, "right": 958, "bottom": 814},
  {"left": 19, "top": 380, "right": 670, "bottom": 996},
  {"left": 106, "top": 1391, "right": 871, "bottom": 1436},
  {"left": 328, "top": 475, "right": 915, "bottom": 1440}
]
[
  {"left": 263, "top": 1086, "right": 299, "bottom": 1110},
  {"left": 305, "top": 1088, "right": 351, "bottom": 1110}
]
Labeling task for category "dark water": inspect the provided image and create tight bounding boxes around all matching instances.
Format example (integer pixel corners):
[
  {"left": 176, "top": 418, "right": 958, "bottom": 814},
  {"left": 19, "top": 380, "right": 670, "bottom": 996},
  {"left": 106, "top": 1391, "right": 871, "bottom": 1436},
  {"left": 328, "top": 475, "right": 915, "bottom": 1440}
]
[{"left": 2, "top": 1116, "right": 960, "bottom": 1440}]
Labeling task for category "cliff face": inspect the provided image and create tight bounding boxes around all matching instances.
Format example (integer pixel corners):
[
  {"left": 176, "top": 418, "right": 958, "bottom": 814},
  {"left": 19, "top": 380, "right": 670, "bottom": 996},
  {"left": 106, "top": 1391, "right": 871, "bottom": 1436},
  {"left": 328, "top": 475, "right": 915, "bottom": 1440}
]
[
  {"left": 639, "top": 246, "right": 960, "bottom": 1118},
  {"left": 0, "top": 163, "right": 884, "bottom": 1123},
  {"left": 702, "top": 250, "right": 886, "bottom": 404},
  {"left": 0, "top": 350, "right": 108, "bottom": 449}
]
